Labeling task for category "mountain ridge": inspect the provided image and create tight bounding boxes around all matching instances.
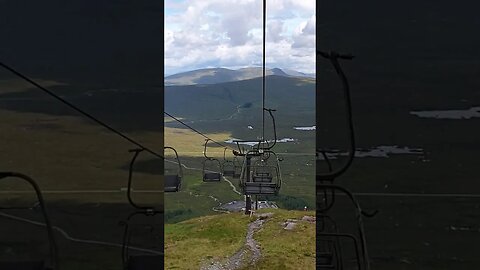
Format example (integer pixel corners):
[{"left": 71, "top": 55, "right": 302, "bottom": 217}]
[{"left": 165, "top": 67, "right": 315, "bottom": 86}]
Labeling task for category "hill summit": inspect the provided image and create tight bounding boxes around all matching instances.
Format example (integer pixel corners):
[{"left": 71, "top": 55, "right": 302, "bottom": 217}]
[{"left": 165, "top": 67, "right": 315, "bottom": 86}]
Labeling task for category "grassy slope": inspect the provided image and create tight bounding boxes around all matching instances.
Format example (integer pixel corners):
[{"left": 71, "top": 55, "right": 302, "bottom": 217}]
[
  {"left": 165, "top": 209, "right": 315, "bottom": 270},
  {"left": 249, "top": 209, "right": 316, "bottom": 270}
]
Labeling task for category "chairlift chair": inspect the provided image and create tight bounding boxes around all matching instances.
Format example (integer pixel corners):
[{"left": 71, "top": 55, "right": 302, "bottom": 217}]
[
  {"left": 221, "top": 148, "right": 235, "bottom": 177},
  {"left": 239, "top": 149, "right": 281, "bottom": 196},
  {"left": 317, "top": 184, "right": 373, "bottom": 270},
  {"left": 164, "top": 147, "right": 183, "bottom": 192},
  {"left": 232, "top": 156, "right": 242, "bottom": 178},
  {"left": 0, "top": 172, "right": 58, "bottom": 270},
  {"left": 252, "top": 158, "right": 274, "bottom": 183},
  {"left": 123, "top": 154, "right": 164, "bottom": 269},
  {"left": 120, "top": 210, "right": 163, "bottom": 270},
  {"left": 315, "top": 51, "right": 379, "bottom": 270},
  {"left": 234, "top": 107, "right": 282, "bottom": 196},
  {"left": 126, "top": 148, "right": 163, "bottom": 210},
  {"left": 202, "top": 139, "right": 222, "bottom": 182}
]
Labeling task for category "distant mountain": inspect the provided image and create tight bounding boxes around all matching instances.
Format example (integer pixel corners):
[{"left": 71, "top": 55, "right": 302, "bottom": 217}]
[
  {"left": 165, "top": 67, "right": 315, "bottom": 86},
  {"left": 165, "top": 75, "right": 315, "bottom": 122},
  {"left": 281, "top": 69, "right": 316, "bottom": 79}
]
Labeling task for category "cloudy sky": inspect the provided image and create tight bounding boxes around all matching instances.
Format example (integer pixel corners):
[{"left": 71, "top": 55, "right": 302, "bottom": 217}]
[{"left": 165, "top": 0, "right": 315, "bottom": 76}]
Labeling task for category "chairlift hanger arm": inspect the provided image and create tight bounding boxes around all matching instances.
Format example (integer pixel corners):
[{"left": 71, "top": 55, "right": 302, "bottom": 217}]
[
  {"left": 223, "top": 147, "right": 228, "bottom": 161},
  {"left": 262, "top": 108, "right": 278, "bottom": 150},
  {"left": 316, "top": 50, "right": 356, "bottom": 181},
  {"left": 203, "top": 138, "right": 213, "bottom": 159}
]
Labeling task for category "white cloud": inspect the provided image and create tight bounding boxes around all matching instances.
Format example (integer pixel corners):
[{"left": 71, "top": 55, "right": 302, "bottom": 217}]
[
  {"left": 267, "top": 20, "right": 284, "bottom": 42},
  {"left": 165, "top": 0, "right": 315, "bottom": 75},
  {"left": 292, "top": 15, "right": 315, "bottom": 49}
]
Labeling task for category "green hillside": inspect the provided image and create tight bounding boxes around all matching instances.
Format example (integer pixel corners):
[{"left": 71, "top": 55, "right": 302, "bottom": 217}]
[
  {"left": 165, "top": 209, "right": 316, "bottom": 270},
  {"left": 165, "top": 75, "right": 315, "bottom": 122}
]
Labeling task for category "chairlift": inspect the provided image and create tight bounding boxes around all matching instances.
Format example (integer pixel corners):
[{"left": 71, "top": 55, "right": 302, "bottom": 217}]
[
  {"left": 221, "top": 148, "right": 242, "bottom": 178},
  {"left": 252, "top": 158, "right": 273, "bottom": 183},
  {"left": 202, "top": 139, "right": 222, "bottom": 182},
  {"left": 316, "top": 51, "right": 378, "bottom": 270},
  {"left": 123, "top": 151, "right": 164, "bottom": 269},
  {"left": 239, "top": 149, "right": 281, "bottom": 196},
  {"left": 236, "top": 106, "right": 282, "bottom": 196},
  {"left": 221, "top": 148, "right": 236, "bottom": 177},
  {"left": 126, "top": 148, "right": 162, "bottom": 210},
  {"left": 232, "top": 156, "right": 242, "bottom": 178},
  {"left": 0, "top": 172, "right": 58, "bottom": 270},
  {"left": 120, "top": 210, "right": 163, "bottom": 270},
  {"left": 164, "top": 147, "right": 183, "bottom": 192},
  {"left": 317, "top": 185, "right": 372, "bottom": 270}
]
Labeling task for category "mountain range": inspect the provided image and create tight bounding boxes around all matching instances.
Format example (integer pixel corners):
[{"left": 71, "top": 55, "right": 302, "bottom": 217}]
[{"left": 165, "top": 67, "right": 315, "bottom": 86}]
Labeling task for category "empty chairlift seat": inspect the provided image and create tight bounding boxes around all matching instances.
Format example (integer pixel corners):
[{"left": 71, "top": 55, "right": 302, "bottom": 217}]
[
  {"left": 202, "top": 139, "right": 222, "bottom": 182},
  {"left": 164, "top": 175, "right": 181, "bottom": 192},
  {"left": 252, "top": 171, "right": 273, "bottom": 183},
  {"left": 244, "top": 181, "right": 278, "bottom": 195},
  {"left": 240, "top": 152, "right": 282, "bottom": 196},
  {"left": 246, "top": 162, "right": 277, "bottom": 195},
  {"left": 121, "top": 211, "right": 163, "bottom": 270},
  {"left": 232, "top": 156, "right": 242, "bottom": 178},
  {"left": 245, "top": 166, "right": 277, "bottom": 195},
  {"left": 222, "top": 161, "right": 236, "bottom": 177},
  {"left": 164, "top": 147, "right": 183, "bottom": 192},
  {"left": 203, "top": 166, "right": 222, "bottom": 182},
  {"left": 222, "top": 148, "right": 240, "bottom": 177}
]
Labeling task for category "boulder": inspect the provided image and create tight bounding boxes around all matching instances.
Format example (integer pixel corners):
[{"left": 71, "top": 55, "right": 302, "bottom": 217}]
[
  {"left": 257, "top": 212, "right": 274, "bottom": 220},
  {"left": 302, "top": 216, "right": 316, "bottom": 222},
  {"left": 284, "top": 222, "right": 297, "bottom": 230}
]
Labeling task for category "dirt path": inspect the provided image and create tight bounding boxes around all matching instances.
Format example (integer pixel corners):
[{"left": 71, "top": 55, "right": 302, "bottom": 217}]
[{"left": 201, "top": 213, "right": 272, "bottom": 270}]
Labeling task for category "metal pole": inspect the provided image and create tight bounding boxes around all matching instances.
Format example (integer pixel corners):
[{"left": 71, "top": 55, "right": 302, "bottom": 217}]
[{"left": 245, "top": 195, "right": 251, "bottom": 215}]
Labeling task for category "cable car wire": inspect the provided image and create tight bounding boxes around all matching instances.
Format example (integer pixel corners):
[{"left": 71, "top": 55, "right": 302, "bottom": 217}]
[
  {"left": 0, "top": 60, "right": 165, "bottom": 160},
  {"left": 164, "top": 111, "right": 236, "bottom": 151}
]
